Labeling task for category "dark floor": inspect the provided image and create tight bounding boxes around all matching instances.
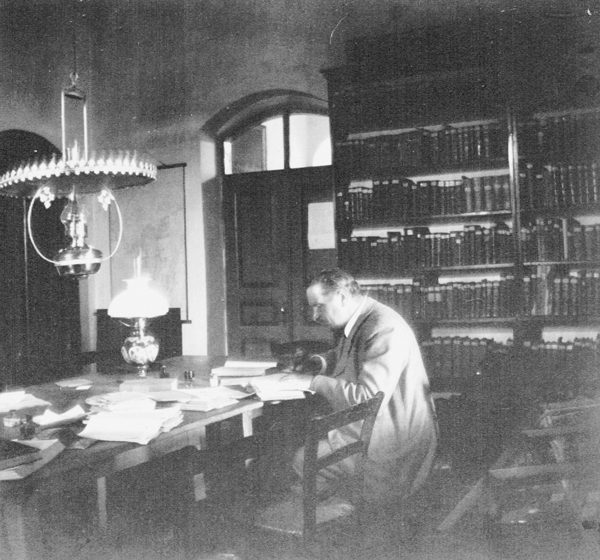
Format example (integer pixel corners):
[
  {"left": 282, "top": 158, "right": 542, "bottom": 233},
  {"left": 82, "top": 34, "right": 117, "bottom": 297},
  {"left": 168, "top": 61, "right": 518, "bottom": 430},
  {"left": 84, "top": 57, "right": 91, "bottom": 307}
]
[{"left": 28, "top": 458, "right": 600, "bottom": 560}]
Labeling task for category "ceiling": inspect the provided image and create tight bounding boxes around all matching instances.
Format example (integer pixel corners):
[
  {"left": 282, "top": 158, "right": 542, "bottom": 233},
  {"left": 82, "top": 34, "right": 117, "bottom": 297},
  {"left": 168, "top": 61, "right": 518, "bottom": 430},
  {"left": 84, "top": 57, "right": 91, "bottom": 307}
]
[{"left": 1, "top": 0, "right": 599, "bottom": 151}]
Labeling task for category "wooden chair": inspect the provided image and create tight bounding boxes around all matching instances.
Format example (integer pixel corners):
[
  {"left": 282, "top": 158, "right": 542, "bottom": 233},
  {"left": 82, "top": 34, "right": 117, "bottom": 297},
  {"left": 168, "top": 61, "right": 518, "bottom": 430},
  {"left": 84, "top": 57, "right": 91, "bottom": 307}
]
[
  {"left": 245, "top": 392, "right": 384, "bottom": 550},
  {"left": 477, "top": 399, "right": 600, "bottom": 556}
]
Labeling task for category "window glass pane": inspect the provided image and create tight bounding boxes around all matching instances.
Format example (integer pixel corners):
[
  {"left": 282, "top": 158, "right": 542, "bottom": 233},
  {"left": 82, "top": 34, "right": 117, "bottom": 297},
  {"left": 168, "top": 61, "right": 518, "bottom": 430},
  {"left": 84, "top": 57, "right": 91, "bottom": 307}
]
[
  {"left": 224, "top": 117, "right": 284, "bottom": 174},
  {"left": 289, "top": 114, "right": 331, "bottom": 168},
  {"left": 263, "top": 117, "right": 284, "bottom": 171}
]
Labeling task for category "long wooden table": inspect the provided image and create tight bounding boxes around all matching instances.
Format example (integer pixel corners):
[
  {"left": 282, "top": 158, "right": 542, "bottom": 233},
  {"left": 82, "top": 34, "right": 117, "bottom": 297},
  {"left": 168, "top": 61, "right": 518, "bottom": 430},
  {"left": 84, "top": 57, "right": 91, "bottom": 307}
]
[{"left": 0, "top": 356, "right": 264, "bottom": 559}]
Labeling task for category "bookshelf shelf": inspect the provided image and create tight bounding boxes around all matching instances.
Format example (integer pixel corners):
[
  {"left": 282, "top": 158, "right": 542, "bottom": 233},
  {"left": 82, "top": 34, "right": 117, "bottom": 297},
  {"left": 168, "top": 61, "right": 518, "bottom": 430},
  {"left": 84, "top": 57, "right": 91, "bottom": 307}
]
[
  {"left": 523, "top": 261, "right": 600, "bottom": 268},
  {"left": 521, "top": 205, "right": 600, "bottom": 219},
  {"left": 415, "top": 318, "right": 517, "bottom": 328},
  {"left": 526, "top": 316, "right": 600, "bottom": 327},
  {"left": 352, "top": 210, "right": 513, "bottom": 230},
  {"left": 353, "top": 263, "right": 515, "bottom": 281}
]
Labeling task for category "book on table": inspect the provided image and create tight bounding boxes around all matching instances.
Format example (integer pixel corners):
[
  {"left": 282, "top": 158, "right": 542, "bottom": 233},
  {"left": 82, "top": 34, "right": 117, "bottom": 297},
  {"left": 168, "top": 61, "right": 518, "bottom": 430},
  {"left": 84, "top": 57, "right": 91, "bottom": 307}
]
[
  {"left": 0, "top": 438, "right": 65, "bottom": 480},
  {"left": 211, "top": 360, "right": 277, "bottom": 382},
  {"left": 0, "top": 438, "right": 42, "bottom": 470}
]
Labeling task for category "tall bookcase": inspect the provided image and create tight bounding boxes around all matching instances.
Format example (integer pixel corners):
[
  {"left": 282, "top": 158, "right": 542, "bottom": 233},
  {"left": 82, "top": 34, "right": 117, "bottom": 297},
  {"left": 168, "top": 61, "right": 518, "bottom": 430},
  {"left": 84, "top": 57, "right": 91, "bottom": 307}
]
[{"left": 323, "top": 26, "right": 600, "bottom": 398}]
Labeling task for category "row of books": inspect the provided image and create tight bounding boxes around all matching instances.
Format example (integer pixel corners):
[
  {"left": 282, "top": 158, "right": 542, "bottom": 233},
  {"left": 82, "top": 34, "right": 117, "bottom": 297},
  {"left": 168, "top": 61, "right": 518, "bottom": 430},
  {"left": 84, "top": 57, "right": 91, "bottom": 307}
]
[
  {"left": 421, "top": 336, "right": 502, "bottom": 382},
  {"left": 339, "top": 225, "right": 514, "bottom": 273},
  {"left": 518, "top": 110, "right": 600, "bottom": 162},
  {"left": 520, "top": 162, "right": 600, "bottom": 211},
  {"left": 343, "top": 174, "right": 512, "bottom": 224},
  {"left": 519, "top": 337, "right": 600, "bottom": 401},
  {"left": 421, "top": 335, "right": 600, "bottom": 400},
  {"left": 340, "top": 162, "right": 600, "bottom": 228},
  {"left": 566, "top": 222, "right": 600, "bottom": 262},
  {"left": 365, "top": 273, "right": 600, "bottom": 321},
  {"left": 520, "top": 217, "right": 600, "bottom": 262},
  {"left": 524, "top": 272, "right": 600, "bottom": 317},
  {"left": 335, "top": 110, "right": 600, "bottom": 185},
  {"left": 364, "top": 278, "right": 517, "bottom": 320},
  {"left": 335, "top": 121, "right": 507, "bottom": 177}
]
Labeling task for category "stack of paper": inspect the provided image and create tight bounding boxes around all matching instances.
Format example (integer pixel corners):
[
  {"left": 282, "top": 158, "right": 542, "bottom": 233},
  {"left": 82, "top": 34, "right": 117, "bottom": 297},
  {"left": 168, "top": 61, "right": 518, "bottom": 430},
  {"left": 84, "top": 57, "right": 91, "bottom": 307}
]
[
  {"left": 78, "top": 406, "right": 183, "bottom": 445},
  {"left": 211, "top": 360, "right": 277, "bottom": 386},
  {"left": 85, "top": 391, "right": 156, "bottom": 413},
  {"left": 250, "top": 373, "right": 313, "bottom": 401}
]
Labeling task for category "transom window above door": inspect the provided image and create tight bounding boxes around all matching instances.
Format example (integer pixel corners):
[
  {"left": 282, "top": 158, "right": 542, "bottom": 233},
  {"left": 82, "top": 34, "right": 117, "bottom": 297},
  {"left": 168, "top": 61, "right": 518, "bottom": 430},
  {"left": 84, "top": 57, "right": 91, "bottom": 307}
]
[{"left": 223, "top": 112, "right": 331, "bottom": 174}]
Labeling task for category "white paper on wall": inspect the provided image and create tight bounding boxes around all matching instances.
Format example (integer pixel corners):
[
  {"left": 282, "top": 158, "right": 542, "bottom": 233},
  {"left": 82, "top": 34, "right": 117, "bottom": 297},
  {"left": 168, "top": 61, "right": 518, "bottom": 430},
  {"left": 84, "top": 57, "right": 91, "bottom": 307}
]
[{"left": 307, "top": 201, "right": 335, "bottom": 250}]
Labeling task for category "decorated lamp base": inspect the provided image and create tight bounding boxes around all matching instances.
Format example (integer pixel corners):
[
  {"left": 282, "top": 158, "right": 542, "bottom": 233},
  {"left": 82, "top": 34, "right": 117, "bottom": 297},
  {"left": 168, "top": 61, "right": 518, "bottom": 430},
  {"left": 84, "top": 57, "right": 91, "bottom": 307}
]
[{"left": 120, "top": 318, "right": 159, "bottom": 377}]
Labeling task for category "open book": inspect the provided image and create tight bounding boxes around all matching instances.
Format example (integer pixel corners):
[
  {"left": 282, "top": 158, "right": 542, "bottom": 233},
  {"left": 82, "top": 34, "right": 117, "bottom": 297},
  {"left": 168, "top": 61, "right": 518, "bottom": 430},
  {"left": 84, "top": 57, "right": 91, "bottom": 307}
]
[{"left": 250, "top": 373, "right": 314, "bottom": 401}]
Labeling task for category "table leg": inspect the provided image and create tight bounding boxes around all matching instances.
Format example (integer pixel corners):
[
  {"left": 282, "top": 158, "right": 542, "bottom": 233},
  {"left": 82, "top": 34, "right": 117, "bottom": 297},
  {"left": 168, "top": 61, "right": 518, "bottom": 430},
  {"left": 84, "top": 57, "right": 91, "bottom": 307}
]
[
  {"left": 97, "top": 476, "right": 107, "bottom": 528},
  {"left": 177, "top": 447, "right": 205, "bottom": 560},
  {"left": 0, "top": 498, "right": 29, "bottom": 560}
]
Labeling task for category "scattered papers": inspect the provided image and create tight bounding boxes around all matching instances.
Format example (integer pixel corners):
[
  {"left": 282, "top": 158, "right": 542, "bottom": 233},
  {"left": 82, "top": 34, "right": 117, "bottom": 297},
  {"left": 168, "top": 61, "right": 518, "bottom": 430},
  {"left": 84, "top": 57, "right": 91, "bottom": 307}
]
[
  {"left": 33, "top": 405, "right": 87, "bottom": 427},
  {"left": 182, "top": 386, "right": 253, "bottom": 400},
  {"left": 179, "top": 398, "right": 238, "bottom": 412},
  {"left": 0, "top": 391, "right": 50, "bottom": 414},
  {"left": 0, "top": 439, "right": 65, "bottom": 480},
  {"left": 79, "top": 406, "right": 183, "bottom": 445},
  {"left": 250, "top": 373, "right": 314, "bottom": 401},
  {"left": 55, "top": 377, "right": 93, "bottom": 390},
  {"left": 0, "top": 390, "right": 26, "bottom": 405},
  {"left": 119, "top": 378, "right": 178, "bottom": 393},
  {"left": 176, "top": 386, "right": 252, "bottom": 412},
  {"left": 85, "top": 391, "right": 156, "bottom": 412},
  {"left": 146, "top": 386, "right": 251, "bottom": 406},
  {"left": 146, "top": 390, "right": 195, "bottom": 403},
  {"left": 211, "top": 360, "right": 277, "bottom": 378}
]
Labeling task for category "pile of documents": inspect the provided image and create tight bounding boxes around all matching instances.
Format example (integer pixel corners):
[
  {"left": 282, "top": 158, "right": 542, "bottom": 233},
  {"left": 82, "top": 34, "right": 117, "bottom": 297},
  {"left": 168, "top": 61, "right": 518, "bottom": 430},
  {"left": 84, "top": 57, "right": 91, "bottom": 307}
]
[
  {"left": 79, "top": 406, "right": 183, "bottom": 445},
  {"left": 80, "top": 392, "right": 183, "bottom": 445}
]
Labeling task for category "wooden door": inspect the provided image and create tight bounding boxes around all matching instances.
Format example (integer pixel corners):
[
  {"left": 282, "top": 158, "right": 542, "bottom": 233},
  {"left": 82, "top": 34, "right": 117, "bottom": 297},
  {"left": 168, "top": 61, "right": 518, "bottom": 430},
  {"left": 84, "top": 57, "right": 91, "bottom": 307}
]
[{"left": 223, "top": 166, "right": 335, "bottom": 359}]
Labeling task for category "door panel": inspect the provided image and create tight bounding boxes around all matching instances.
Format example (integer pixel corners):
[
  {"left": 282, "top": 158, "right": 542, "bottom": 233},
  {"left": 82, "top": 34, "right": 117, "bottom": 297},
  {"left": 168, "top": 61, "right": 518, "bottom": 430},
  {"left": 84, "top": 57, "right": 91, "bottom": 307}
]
[{"left": 224, "top": 166, "right": 335, "bottom": 359}]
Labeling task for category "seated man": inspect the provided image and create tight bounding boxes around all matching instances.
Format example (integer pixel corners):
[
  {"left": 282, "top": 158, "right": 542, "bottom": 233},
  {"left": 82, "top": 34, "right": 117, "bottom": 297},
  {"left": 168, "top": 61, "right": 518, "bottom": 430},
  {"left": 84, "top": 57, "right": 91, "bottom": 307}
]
[{"left": 285, "top": 268, "right": 438, "bottom": 504}]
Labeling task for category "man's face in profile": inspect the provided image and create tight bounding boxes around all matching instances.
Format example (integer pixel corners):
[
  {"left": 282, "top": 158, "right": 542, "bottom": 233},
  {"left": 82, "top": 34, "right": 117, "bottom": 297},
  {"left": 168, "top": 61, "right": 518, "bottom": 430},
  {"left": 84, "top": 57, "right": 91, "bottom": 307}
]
[{"left": 306, "top": 283, "right": 349, "bottom": 329}]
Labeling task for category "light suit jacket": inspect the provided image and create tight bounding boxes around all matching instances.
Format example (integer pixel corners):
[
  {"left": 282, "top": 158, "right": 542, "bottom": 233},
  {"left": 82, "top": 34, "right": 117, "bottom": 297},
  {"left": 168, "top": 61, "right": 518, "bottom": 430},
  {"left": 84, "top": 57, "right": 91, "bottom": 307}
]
[{"left": 310, "top": 297, "right": 438, "bottom": 502}]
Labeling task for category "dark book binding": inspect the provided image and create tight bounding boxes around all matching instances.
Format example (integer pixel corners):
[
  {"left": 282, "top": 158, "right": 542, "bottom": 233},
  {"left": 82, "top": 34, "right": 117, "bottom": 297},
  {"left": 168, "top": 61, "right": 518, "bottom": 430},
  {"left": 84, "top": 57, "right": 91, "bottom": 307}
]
[{"left": 0, "top": 439, "right": 41, "bottom": 471}]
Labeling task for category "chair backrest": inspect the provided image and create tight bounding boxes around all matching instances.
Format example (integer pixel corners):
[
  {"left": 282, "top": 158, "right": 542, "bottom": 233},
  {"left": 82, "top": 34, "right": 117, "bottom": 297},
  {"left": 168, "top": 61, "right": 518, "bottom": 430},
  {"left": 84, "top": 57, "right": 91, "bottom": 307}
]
[{"left": 301, "top": 391, "right": 384, "bottom": 540}]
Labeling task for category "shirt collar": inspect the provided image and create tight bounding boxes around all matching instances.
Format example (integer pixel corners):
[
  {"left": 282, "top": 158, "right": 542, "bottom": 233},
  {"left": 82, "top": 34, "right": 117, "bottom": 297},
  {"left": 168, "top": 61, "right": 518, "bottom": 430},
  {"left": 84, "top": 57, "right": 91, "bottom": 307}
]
[{"left": 344, "top": 295, "right": 367, "bottom": 338}]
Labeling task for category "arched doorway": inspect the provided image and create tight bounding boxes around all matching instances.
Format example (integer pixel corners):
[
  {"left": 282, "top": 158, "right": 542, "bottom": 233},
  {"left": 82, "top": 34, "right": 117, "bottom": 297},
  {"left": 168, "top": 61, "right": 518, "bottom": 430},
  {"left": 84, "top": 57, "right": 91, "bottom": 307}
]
[
  {"left": 206, "top": 91, "right": 337, "bottom": 358},
  {"left": 0, "top": 130, "right": 80, "bottom": 386}
]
